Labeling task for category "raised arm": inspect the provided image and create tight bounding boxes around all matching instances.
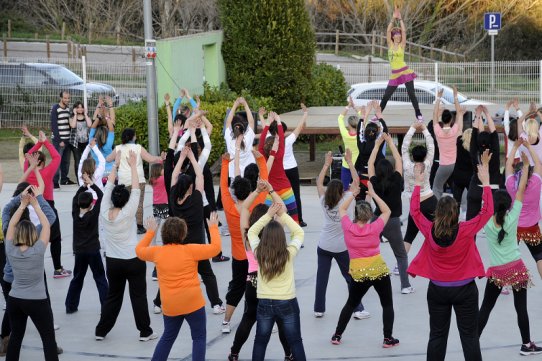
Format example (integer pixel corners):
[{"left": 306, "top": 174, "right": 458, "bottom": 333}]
[
  {"left": 171, "top": 146, "right": 188, "bottom": 188},
  {"left": 505, "top": 140, "right": 521, "bottom": 177},
  {"left": 164, "top": 93, "right": 173, "bottom": 138},
  {"left": 187, "top": 149, "right": 204, "bottom": 193},
  {"left": 386, "top": 133, "right": 402, "bottom": 174},
  {"left": 141, "top": 147, "right": 163, "bottom": 164},
  {"left": 126, "top": 151, "right": 139, "bottom": 190},
  {"left": 239, "top": 98, "right": 255, "bottom": 130},
  {"left": 292, "top": 104, "right": 307, "bottom": 138},
  {"left": 433, "top": 88, "right": 443, "bottom": 128},
  {"left": 452, "top": 86, "right": 464, "bottom": 133},
  {"left": 198, "top": 126, "right": 212, "bottom": 167},
  {"left": 368, "top": 136, "right": 385, "bottom": 178},
  {"left": 225, "top": 98, "right": 241, "bottom": 130},
  {"left": 483, "top": 105, "right": 496, "bottom": 133},
  {"left": 317, "top": 151, "right": 332, "bottom": 198},
  {"left": 368, "top": 180, "right": 391, "bottom": 225},
  {"left": 515, "top": 152, "right": 530, "bottom": 202},
  {"left": 523, "top": 141, "right": 542, "bottom": 176}
]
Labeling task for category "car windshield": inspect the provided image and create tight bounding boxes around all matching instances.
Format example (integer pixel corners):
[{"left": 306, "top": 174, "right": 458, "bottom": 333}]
[
  {"left": 432, "top": 86, "right": 469, "bottom": 103},
  {"left": 45, "top": 66, "right": 84, "bottom": 86},
  {"left": 347, "top": 87, "right": 356, "bottom": 96}
]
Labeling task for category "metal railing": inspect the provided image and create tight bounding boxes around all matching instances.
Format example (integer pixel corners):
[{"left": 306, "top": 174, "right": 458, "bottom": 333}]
[{"left": 320, "top": 59, "right": 542, "bottom": 105}]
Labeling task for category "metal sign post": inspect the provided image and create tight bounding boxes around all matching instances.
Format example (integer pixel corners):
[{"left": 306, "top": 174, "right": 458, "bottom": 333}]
[
  {"left": 484, "top": 13, "right": 501, "bottom": 91},
  {"left": 143, "top": 0, "right": 160, "bottom": 156}
]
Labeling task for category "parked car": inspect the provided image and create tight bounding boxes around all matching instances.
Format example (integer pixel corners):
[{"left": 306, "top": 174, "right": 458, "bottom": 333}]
[
  {"left": 347, "top": 80, "right": 493, "bottom": 107},
  {"left": 0, "top": 62, "right": 119, "bottom": 127}
]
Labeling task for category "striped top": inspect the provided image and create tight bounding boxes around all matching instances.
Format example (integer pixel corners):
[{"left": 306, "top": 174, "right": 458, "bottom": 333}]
[{"left": 50, "top": 103, "right": 71, "bottom": 141}]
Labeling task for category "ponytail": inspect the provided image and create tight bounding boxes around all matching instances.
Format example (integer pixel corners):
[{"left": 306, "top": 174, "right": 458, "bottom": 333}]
[
  {"left": 495, "top": 208, "right": 507, "bottom": 244},
  {"left": 492, "top": 190, "right": 512, "bottom": 245}
]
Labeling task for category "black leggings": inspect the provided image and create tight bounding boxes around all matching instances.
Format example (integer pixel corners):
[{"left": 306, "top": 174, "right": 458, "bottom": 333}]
[
  {"left": 230, "top": 280, "right": 290, "bottom": 356},
  {"left": 285, "top": 167, "right": 303, "bottom": 222},
  {"left": 453, "top": 172, "right": 471, "bottom": 212},
  {"left": 404, "top": 195, "right": 437, "bottom": 244},
  {"left": 478, "top": 280, "right": 530, "bottom": 344},
  {"left": 380, "top": 80, "right": 421, "bottom": 117},
  {"left": 335, "top": 275, "right": 394, "bottom": 338},
  {"left": 46, "top": 200, "right": 63, "bottom": 271}
]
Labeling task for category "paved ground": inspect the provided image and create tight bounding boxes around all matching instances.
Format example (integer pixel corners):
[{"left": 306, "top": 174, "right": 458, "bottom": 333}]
[{"left": 0, "top": 183, "right": 541, "bottom": 361}]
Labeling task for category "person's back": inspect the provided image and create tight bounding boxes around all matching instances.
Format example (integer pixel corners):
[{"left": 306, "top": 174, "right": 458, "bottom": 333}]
[
  {"left": 7, "top": 239, "right": 46, "bottom": 300},
  {"left": 72, "top": 184, "right": 102, "bottom": 253}
]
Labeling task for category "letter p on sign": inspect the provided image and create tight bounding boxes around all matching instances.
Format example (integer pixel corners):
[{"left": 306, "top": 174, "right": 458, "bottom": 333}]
[{"left": 484, "top": 13, "right": 501, "bottom": 31}]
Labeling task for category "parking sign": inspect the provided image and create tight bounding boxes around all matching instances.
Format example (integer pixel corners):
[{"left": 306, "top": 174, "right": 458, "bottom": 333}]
[{"left": 484, "top": 13, "right": 501, "bottom": 31}]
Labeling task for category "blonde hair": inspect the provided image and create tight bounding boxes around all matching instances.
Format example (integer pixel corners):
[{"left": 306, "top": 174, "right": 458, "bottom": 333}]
[
  {"left": 462, "top": 128, "right": 472, "bottom": 151},
  {"left": 524, "top": 118, "right": 539, "bottom": 140},
  {"left": 13, "top": 220, "right": 39, "bottom": 247}
]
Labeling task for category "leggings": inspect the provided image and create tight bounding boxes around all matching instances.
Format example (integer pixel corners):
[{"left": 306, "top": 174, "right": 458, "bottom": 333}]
[
  {"left": 379, "top": 80, "right": 421, "bottom": 118},
  {"left": 335, "top": 276, "right": 394, "bottom": 338},
  {"left": 404, "top": 195, "right": 438, "bottom": 244},
  {"left": 478, "top": 280, "right": 530, "bottom": 344},
  {"left": 381, "top": 218, "right": 410, "bottom": 289},
  {"left": 453, "top": 171, "right": 471, "bottom": 212},
  {"left": 285, "top": 167, "right": 304, "bottom": 223},
  {"left": 433, "top": 164, "right": 455, "bottom": 200},
  {"left": 46, "top": 200, "right": 63, "bottom": 271},
  {"left": 230, "top": 280, "right": 290, "bottom": 356}
]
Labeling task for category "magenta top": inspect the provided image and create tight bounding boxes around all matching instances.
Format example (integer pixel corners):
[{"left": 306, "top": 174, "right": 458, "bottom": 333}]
[
  {"left": 340, "top": 216, "right": 384, "bottom": 259},
  {"left": 505, "top": 173, "right": 541, "bottom": 227},
  {"left": 246, "top": 250, "right": 258, "bottom": 274},
  {"left": 433, "top": 123, "right": 459, "bottom": 165},
  {"left": 152, "top": 175, "right": 168, "bottom": 205}
]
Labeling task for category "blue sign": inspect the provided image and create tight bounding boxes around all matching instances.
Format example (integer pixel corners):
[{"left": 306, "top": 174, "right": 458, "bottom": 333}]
[{"left": 484, "top": 13, "right": 501, "bottom": 31}]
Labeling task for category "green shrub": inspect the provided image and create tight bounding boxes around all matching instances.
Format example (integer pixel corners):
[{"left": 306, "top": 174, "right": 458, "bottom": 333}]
[
  {"left": 306, "top": 63, "right": 348, "bottom": 107},
  {"left": 219, "top": 0, "right": 316, "bottom": 114}
]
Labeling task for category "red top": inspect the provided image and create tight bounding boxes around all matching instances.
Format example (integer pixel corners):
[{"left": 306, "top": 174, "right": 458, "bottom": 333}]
[
  {"left": 221, "top": 155, "right": 268, "bottom": 261},
  {"left": 407, "top": 185, "right": 493, "bottom": 282},
  {"left": 151, "top": 175, "right": 168, "bottom": 204},
  {"left": 259, "top": 124, "right": 291, "bottom": 191},
  {"left": 25, "top": 140, "right": 60, "bottom": 201}
]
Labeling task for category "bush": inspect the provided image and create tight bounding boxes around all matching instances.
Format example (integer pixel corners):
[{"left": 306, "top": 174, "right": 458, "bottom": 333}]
[
  {"left": 219, "top": 0, "right": 316, "bottom": 113},
  {"left": 305, "top": 63, "right": 348, "bottom": 107}
]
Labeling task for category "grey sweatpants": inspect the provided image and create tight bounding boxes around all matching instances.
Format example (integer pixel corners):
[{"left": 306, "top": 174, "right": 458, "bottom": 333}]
[
  {"left": 433, "top": 164, "right": 455, "bottom": 200},
  {"left": 382, "top": 217, "right": 410, "bottom": 289}
]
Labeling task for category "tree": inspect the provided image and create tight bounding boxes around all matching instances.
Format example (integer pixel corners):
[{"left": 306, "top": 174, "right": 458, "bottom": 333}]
[{"left": 219, "top": 0, "right": 316, "bottom": 113}]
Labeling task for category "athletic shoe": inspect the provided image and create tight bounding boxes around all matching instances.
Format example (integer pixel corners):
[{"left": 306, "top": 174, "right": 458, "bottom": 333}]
[
  {"left": 416, "top": 115, "right": 424, "bottom": 123},
  {"left": 299, "top": 221, "right": 307, "bottom": 227},
  {"left": 314, "top": 312, "right": 324, "bottom": 318},
  {"left": 137, "top": 225, "right": 147, "bottom": 235},
  {"left": 57, "top": 346, "right": 63, "bottom": 355},
  {"left": 401, "top": 287, "right": 415, "bottom": 295},
  {"left": 153, "top": 305, "right": 162, "bottom": 314},
  {"left": 520, "top": 342, "right": 542, "bottom": 356},
  {"left": 54, "top": 324, "right": 60, "bottom": 331},
  {"left": 284, "top": 354, "right": 294, "bottom": 361},
  {"left": 272, "top": 324, "right": 278, "bottom": 333},
  {"left": 152, "top": 268, "right": 158, "bottom": 281},
  {"left": 331, "top": 334, "right": 342, "bottom": 345},
  {"left": 53, "top": 268, "right": 72, "bottom": 278},
  {"left": 54, "top": 183, "right": 60, "bottom": 189},
  {"left": 228, "top": 353, "right": 239, "bottom": 361},
  {"left": 392, "top": 265, "right": 399, "bottom": 276},
  {"left": 95, "top": 335, "right": 105, "bottom": 341},
  {"left": 212, "top": 255, "right": 230, "bottom": 263},
  {"left": 353, "top": 310, "right": 371, "bottom": 320},
  {"left": 222, "top": 321, "right": 231, "bottom": 334},
  {"left": 220, "top": 226, "right": 230, "bottom": 236},
  {"left": 139, "top": 333, "right": 158, "bottom": 342},
  {"left": 213, "top": 305, "right": 226, "bottom": 315},
  {"left": 66, "top": 308, "right": 78, "bottom": 314},
  {"left": 383, "top": 337, "right": 400, "bottom": 348},
  {"left": 61, "top": 179, "right": 76, "bottom": 185},
  {"left": 501, "top": 286, "right": 510, "bottom": 295}
]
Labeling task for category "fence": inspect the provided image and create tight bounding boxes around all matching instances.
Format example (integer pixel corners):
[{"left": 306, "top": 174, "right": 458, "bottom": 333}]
[
  {"left": 0, "top": 57, "right": 146, "bottom": 128},
  {"left": 316, "top": 31, "right": 466, "bottom": 62},
  {"left": 319, "top": 59, "right": 542, "bottom": 105}
]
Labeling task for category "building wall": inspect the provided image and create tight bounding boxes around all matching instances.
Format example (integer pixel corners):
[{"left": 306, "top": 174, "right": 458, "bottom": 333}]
[{"left": 156, "top": 31, "right": 226, "bottom": 105}]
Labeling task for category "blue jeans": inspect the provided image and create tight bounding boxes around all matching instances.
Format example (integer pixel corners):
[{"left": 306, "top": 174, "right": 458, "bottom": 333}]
[
  {"left": 314, "top": 247, "right": 364, "bottom": 313},
  {"left": 52, "top": 141, "right": 72, "bottom": 184},
  {"left": 152, "top": 307, "right": 206, "bottom": 361},
  {"left": 252, "top": 298, "right": 306, "bottom": 361},
  {"left": 65, "top": 251, "right": 109, "bottom": 312}
]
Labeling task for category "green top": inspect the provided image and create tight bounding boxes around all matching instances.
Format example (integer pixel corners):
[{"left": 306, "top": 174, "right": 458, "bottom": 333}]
[
  {"left": 483, "top": 200, "right": 522, "bottom": 267},
  {"left": 338, "top": 114, "right": 359, "bottom": 168}
]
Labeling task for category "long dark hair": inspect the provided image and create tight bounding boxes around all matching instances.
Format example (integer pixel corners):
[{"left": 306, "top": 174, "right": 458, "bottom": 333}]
[
  {"left": 433, "top": 196, "right": 459, "bottom": 239},
  {"left": 374, "top": 158, "right": 394, "bottom": 192},
  {"left": 324, "top": 179, "right": 343, "bottom": 209},
  {"left": 493, "top": 190, "right": 512, "bottom": 244},
  {"left": 171, "top": 173, "right": 194, "bottom": 202}
]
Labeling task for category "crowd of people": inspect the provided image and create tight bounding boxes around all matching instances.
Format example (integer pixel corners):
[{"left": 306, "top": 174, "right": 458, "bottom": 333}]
[{"left": 0, "top": 6, "right": 542, "bottom": 361}]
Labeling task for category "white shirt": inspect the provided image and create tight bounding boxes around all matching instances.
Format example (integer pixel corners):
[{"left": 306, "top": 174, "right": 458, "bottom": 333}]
[
  {"left": 78, "top": 144, "right": 105, "bottom": 200},
  {"left": 504, "top": 109, "right": 523, "bottom": 159},
  {"left": 265, "top": 133, "right": 298, "bottom": 170},
  {"left": 116, "top": 144, "right": 145, "bottom": 185},
  {"left": 225, "top": 127, "right": 256, "bottom": 177}
]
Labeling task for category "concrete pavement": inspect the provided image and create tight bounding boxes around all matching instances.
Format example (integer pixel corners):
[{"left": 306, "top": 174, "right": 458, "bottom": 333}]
[{"left": 0, "top": 183, "right": 541, "bottom": 360}]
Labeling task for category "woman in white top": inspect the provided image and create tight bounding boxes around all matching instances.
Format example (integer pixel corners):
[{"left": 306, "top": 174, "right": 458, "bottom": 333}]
[
  {"left": 78, "top": 138, "right": 105, "bottom": 191},
  {"left": 95, "top": 151, "right": 156, "bottom": 342},
  {"left": 503, "top": 98, "right": 523, "bottom": 160},
  {"left": 106, "top": 128, "right": 162, "bottom": 234},
  {"left": 262, "top": 104, "right": 308, "bottom": 226},
  {"left": 314, "top": 150, "right": 368, "bottom": 319},
  {"left": 401, "top": 121, "right": 436, "bottom": 253},
  {"left": 224, "top": 97, "right": 256, "bottom": 178}
]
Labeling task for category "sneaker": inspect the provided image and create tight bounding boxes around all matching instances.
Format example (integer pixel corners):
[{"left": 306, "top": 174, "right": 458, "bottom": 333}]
[
  {"left": 137, "top": 225, "right": 147, "bottom": 235},
  {"left": 401, "top": 287, "right": 415, "bottom": 295},
  {"left": 139, "top": 333, "right": 158, "bottom": 342},
  {"left": 353, "top": 310, "right": 371, "bottom": 320},
  {"left": 314, "top": 312, "right": 324, "bottom": 318},
  {"left": 54, "top": 324, "right": 60, "bottom": 331},
  {"left": 284, "top": 354, "right": 294, "bottom": 361},
  {"left": 228, "top": 353, "right": 239, "bottom": 361},
  {"left": 520, "top": 342, "right": 542, "bottom": 356},
  {"left": 392, "top": 265, "right": 399, "bottom": 276},
  {"left": 212, "top": 255, "right": 230, "bottom": 263},
  {"left": 416, "top": 115, "right": 424, "bottom": 123},
  {"left": 222, "top": 321, "right": 231, "bottom": 334},
  {"left": 152, "top": 268, "right": 157, "bottom": 281},
  {"left": 299, "top": 221, "right": 307, "bottom": 227},
  {"left": 54, "top": 183, "right": 60, "bottom": 189},
  {"left": 383, "top": 337, "right": 400, "bottom": 348},
  {"left": 57, "top": 346, "right": 63, "bottom": 355},
  {"left": 153, "top": 305, "right": 162, "bottom": 314},
  {"left": 331, "top": 334, "right": 342, "bottom": 345},
  {"left": 272, "top": 324, "right": 278, "bottom": 333},
  {"left": 220, "top": 226, "right": 230, "bottom": 236},
  {"left": 53, "top": 268, "right": 72, "bottom": 279},
  {"left": 66, "top": 308, "right": 78, "bottom": 314},
  {"left": 501, "top": 286, "right": 510, "bottom": 295},
  {"left": 95, "top": 335, "right": 105, "bottom": 341},
  {"left": 0, "top": 336, "right": 9, "bottom": 356},
  {"left": 380, "top": 235, "right": 389, "bottom": 243},
  {"left": 61, "top": 179, "right": 76, "bottom": 185},
  {"left": 213, "top": 305, "right": 226, "bottom": 315}
]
